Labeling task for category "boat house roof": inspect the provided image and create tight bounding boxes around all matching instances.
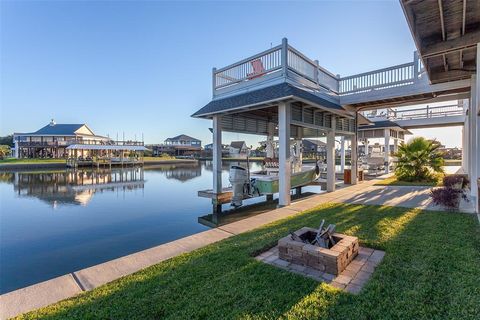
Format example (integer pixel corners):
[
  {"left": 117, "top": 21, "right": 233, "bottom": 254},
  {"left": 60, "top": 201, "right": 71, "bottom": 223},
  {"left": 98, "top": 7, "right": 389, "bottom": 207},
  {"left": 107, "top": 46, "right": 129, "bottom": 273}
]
[{"left": 192, "top": 83, "right": 345, "bottom": 119}]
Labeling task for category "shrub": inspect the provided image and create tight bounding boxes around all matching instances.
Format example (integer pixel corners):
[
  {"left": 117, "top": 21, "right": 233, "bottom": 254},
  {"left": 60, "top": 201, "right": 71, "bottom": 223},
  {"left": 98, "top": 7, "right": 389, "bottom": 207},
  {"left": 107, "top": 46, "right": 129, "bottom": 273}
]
[
  {"left": 443, "top": 174, "right": 469, "bottom": 189},
  {"left": 395, "top": 137, "right": 444, "bottom": 182},
  {"left": 430, "top": 188, "right": 463, "bottom": 209}
]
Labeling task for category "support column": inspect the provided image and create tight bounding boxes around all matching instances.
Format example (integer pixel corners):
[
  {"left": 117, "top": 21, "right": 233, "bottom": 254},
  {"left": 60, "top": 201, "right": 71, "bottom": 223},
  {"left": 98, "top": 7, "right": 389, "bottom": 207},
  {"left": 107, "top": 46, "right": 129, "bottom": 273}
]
[
  {"left": 470, "top": 46, "right": 479, "bottom": 214},
  {"left": 14, "top": 140, "right": 19, "bottom": 158},
  {"left": 461, "top": 99, "right": 469, "bottom": 173},
  {"left": 212, "top": 115, "right": 222, "bottom": 195},
  {"left": 326, "top": 116, "right": 336, "bottom": 192},
  {"left": 278, "top": 102, "right": 291, "bottom": 206},
  {"left": 469, "top": 75, "right": 478, "bottom": 199},
  {"left": 351, "top": 135, "right": 358, "bottom": 185},
  {"left": 266, "top": 122, "right": 275, "bottom": 158},
  {"left": 294, "top": 127, "right": 303, "bottom": 173},
  {"left": 384, "top": 128, "right": 391, "bottom": 174},
  {"left": 340, "top": 136, "right": 345, "bottom": 172}
]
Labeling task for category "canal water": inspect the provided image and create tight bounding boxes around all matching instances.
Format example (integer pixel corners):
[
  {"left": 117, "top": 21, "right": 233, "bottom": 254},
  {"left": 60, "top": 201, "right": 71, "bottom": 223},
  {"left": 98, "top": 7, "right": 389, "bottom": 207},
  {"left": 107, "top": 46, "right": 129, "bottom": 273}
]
[{"left": 0, "top": 161, "right": 324, "bottom": 294}]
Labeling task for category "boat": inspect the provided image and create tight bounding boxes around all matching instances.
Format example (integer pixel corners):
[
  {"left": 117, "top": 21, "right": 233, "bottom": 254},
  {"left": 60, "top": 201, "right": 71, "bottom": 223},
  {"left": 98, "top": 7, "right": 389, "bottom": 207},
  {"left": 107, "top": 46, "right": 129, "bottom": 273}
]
[{"left": 228, "top": 158, "right": 321, "bottom": 207}]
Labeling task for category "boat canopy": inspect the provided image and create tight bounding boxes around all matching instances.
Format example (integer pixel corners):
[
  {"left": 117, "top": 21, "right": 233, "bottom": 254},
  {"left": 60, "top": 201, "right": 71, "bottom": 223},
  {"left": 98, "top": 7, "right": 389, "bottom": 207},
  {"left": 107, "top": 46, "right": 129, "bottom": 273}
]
[{"left": 66, "top": 144, "right": 148, "bottom": 151}]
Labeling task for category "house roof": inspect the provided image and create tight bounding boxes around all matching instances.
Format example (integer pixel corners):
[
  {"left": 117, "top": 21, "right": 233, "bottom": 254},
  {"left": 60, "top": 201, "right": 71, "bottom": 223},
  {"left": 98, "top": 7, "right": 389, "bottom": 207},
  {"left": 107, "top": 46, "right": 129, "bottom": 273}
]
[
  {"left": 17, "top": 124, "right": 94, "bottom": 136},
  {"left": 166, "top": 134, "right": 200, "bottom": 142},
  {"left": 192, "top": 83, "right": 345, "bottom": 118},
  {"left": 230, "top": 141, "right": 246, "bottom": 149},
  {"left": 358, "top": 120, "right": 411, "bottom": 133}
]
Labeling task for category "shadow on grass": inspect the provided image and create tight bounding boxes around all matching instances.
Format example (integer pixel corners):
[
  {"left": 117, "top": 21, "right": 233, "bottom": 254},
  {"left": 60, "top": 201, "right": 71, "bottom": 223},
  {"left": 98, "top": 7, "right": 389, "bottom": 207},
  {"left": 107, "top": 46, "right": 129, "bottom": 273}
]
[{"left": 17, "top": 203, "right": 480, "bottom": 320}]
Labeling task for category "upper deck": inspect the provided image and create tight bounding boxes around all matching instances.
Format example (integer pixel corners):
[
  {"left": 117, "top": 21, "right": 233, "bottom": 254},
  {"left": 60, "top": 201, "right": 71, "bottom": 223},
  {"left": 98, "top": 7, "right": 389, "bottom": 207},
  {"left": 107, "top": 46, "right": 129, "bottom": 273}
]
[{"left": 211, "top": 38, "right": 471, "bottom": 109}]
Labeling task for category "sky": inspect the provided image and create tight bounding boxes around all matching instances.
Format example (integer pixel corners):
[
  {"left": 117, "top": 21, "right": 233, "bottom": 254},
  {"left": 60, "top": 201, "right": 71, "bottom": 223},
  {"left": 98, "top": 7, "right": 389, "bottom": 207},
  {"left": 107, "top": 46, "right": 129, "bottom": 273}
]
[{"left": 0, "top": 0, "right": 462, "bottom": 147}]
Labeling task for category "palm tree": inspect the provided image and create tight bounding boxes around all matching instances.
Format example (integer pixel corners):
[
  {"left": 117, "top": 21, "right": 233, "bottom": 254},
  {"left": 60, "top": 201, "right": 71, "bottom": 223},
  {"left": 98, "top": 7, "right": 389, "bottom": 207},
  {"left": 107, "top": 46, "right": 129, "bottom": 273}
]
[{"left": 394, "top": 137, "right": 444, "bottom": 182}]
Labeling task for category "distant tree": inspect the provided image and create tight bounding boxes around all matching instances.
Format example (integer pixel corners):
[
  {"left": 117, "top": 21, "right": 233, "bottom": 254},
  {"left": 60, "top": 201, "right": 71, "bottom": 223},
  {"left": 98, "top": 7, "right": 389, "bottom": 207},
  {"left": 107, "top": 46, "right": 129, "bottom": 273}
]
[
  {"left": 394, "top": 137, "right": 444, "bottom": 182},
  {"left": 0, "top": 135, "right": 14, "bottom": 147}
]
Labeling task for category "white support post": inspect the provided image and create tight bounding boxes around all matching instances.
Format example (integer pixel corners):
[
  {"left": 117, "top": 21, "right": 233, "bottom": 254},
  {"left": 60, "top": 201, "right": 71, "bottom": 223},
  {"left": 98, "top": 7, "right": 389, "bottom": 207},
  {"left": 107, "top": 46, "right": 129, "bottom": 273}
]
[
  {"left": 266, "top": 122, "right": 275, "bottom": 158},
  {"left": 212, "top": 115, "right": 222, "bottom": 195},
  {"left": 470, "top": 45, "right": 479, "bottom": 213},
  {"left": 294, "top": 127, "right": 303, "bottom": 173},
  {"left": 351, "top": 135, "right": 358, "bottom": 185},
  {"left": 340, "top": 136, "right": 345, "bottom": 172},
  {"left": 278, "top": 102, "right": 291, "bottom": 206},
  {"left": 326, "top": 116, "right": 336, "bottom": 192},
  {"left": 469, "top": 76, "right": 477, "bottom": 199},
  {"left": 463, "top": 98, "right": 470, "bottom": 173},
  {"left": 384, "top": 128, "right": 391, "bottom": 174}
]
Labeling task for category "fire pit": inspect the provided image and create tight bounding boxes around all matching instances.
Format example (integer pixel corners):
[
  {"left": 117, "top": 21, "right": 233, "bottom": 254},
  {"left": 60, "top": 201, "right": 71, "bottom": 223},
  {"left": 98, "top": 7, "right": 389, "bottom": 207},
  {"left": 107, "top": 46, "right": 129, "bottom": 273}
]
[{"left": 278, "top": 226, "right": 359, "bottom": 275}]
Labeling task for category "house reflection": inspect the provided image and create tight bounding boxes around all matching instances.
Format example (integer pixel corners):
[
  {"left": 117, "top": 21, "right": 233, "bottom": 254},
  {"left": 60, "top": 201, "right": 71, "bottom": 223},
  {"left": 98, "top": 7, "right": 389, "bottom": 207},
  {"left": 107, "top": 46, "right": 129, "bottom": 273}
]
[
  {"left": 11, "top": 168, "right": 145, "bottom": 207},
  {"left": 145, "top": 163, "right": 202, "bottom": 182}
]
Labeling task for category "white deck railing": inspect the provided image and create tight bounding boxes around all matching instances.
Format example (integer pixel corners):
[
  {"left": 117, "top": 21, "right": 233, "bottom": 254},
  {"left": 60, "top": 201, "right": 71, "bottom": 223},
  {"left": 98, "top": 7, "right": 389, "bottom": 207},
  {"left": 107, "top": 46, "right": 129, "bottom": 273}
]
[
  {"left": 212, "top": 38, "right": 422, "bottom": 99},
  {"left": 363, "top": 104, "right": 464, "bottom": 121},
  {"left": 212, "top": 39, "right": 339, "bottom": 97},
  {"left": 389, "top": 104, "right": 464, "bottom": 120}
]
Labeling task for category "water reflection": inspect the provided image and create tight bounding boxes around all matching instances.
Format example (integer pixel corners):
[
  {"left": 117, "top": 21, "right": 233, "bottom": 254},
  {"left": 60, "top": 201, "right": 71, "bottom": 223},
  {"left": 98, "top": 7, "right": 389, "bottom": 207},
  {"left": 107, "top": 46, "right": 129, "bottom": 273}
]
[
  {"left": 145, "top": 163, "right": 202, "bottom": 182},
  {"left": 10, "top": 168, "right": 145, "bottom": 207}
]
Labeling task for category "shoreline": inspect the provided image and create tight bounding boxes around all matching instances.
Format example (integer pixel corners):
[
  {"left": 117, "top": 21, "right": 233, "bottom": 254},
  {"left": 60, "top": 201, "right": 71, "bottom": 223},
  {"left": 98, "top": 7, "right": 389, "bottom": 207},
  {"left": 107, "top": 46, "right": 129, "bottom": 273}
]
[{"left": 0, "top": 159, "right": 198, "bottom": 171}]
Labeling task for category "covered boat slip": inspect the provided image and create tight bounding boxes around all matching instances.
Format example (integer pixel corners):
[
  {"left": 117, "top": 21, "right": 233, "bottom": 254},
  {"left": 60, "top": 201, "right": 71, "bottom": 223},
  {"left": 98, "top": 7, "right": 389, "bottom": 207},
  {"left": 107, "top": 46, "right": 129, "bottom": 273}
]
[
  {"left": 357, "top": 120, "right": 411, "bottom": 175},
  {"left": 66, "top": 144, "right": 148, "bottom": 168},
  {"left": 193, "top": 40, "right": 359, "bottom": 210}
]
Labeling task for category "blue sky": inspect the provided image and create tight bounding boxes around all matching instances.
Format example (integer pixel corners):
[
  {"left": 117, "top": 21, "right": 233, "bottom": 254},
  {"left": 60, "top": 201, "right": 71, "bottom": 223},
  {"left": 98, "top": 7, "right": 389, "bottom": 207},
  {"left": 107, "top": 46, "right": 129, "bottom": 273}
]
[{"left": 0, "top": 0, "right": 461, "bottom": 147}]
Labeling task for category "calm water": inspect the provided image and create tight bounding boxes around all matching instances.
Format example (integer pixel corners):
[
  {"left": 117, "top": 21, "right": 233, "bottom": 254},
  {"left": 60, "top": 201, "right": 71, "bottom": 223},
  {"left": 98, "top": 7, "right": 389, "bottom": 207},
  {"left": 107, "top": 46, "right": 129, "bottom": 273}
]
[{"left": 0, "top": 161, "right": 278, "bottom": 294}]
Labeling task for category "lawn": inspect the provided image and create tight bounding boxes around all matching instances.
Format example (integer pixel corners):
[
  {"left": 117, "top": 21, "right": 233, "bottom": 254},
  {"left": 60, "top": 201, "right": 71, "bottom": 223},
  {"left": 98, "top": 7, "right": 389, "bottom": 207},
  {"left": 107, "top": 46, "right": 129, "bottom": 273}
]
[
  {"left": 374, "top": 175, "right": 442, "bottom": 187},
  {"left": 0, "top": 158, "right": 66, "bottom": 164},
  {"left": 16, "top": 203, "right": 480, "bottom": 319}
]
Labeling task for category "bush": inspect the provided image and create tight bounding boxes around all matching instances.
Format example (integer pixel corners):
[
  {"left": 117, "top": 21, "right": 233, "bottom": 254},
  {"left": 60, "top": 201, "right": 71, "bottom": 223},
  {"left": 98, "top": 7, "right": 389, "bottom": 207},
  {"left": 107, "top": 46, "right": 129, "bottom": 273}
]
[
  {"left": 395, "top": 137, "right": 444, "bottom": 182},
  {"left": 430, "top": 188, "right": 463, "bottom": 209},
  {"left": 443, "top": 174, "right": 469, "bottom": 189}
]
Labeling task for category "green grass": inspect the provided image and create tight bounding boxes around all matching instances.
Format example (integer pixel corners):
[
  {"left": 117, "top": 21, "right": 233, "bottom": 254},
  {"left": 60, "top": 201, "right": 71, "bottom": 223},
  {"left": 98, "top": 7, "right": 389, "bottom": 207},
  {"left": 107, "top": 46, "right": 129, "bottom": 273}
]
[
  {"left": 374, "top": 175, "right": 442, "bottom": 186},
  {"left": 16, "top": 203, "right": 480, "bottom": 319},
  {"left": 0, "top": 158, "right": 66, "bottom": 164}
]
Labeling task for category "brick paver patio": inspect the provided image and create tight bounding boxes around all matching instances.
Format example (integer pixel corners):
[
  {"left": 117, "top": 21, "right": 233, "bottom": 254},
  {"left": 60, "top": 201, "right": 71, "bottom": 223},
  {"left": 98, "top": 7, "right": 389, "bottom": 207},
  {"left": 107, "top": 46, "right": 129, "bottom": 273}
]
[{"left": 256, "top": 246, "right": 385, "bottom": 294}]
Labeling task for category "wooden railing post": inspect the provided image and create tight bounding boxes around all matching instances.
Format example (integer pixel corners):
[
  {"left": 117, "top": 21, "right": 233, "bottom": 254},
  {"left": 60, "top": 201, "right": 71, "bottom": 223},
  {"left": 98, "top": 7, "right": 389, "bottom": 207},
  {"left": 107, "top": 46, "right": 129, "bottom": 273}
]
[
  {"left": 413, "top": 51, "right": 419, "bottom": 81},
  {"left": 281, "top": 38, "right": 288, "bottom": 78},
  {"left": 212, "top": 67, "right": 217, "bottom": 97}
]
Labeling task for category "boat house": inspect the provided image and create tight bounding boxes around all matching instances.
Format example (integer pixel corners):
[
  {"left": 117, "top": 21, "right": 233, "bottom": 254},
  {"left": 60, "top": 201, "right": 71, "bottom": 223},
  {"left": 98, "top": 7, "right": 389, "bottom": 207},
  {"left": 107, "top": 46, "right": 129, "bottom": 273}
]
[{"left": 193, "top": 0, "right": 480, "bottom": 214}]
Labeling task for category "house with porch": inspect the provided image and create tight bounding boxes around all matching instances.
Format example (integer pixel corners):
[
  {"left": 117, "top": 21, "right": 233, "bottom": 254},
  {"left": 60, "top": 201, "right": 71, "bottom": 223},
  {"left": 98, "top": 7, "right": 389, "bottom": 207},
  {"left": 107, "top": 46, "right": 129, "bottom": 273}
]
[
  {"left": 13, "top": 120, "right": 110, "bottom": 158},
  {"left": 149, "top": 134, "right": 202, "bottom": 157},
  {"left": 192, "top": 0, "right": 479, "bottom": 213}
]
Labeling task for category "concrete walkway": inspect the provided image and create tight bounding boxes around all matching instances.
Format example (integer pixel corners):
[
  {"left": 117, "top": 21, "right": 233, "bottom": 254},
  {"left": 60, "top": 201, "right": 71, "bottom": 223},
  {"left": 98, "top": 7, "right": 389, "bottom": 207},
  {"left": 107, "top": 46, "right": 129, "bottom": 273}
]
[{"left": 0, "top": 175, "right": 475, "bottom": 319}]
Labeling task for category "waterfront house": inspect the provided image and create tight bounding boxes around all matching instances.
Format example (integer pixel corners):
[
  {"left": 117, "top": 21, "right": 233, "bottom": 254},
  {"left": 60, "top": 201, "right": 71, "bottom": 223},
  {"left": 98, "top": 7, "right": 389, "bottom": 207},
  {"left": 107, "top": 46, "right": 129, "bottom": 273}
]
[
  {"left": 13, "top": 120, "right": 110, "bottom": 158},
  {"left": 229, "top": 141, "right": 248, "bottom": 158},
  {"left": 149, "top": 134, "right": 201, "bottom": 157}
]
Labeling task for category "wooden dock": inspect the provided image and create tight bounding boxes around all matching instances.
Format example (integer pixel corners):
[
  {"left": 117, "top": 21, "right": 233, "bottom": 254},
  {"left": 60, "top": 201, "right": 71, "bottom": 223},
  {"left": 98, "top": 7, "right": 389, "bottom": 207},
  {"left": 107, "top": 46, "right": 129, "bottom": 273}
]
[{"left": 198, "top": 187, "right": 234, "bottom": 205}]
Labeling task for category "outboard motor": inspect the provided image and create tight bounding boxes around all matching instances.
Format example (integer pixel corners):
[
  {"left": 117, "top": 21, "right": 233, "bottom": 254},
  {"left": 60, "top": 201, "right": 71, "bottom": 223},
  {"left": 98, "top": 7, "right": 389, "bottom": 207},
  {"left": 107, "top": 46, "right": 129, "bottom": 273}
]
[{"left": 229, "top": 165, "right": 248, "bottom": 207}]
